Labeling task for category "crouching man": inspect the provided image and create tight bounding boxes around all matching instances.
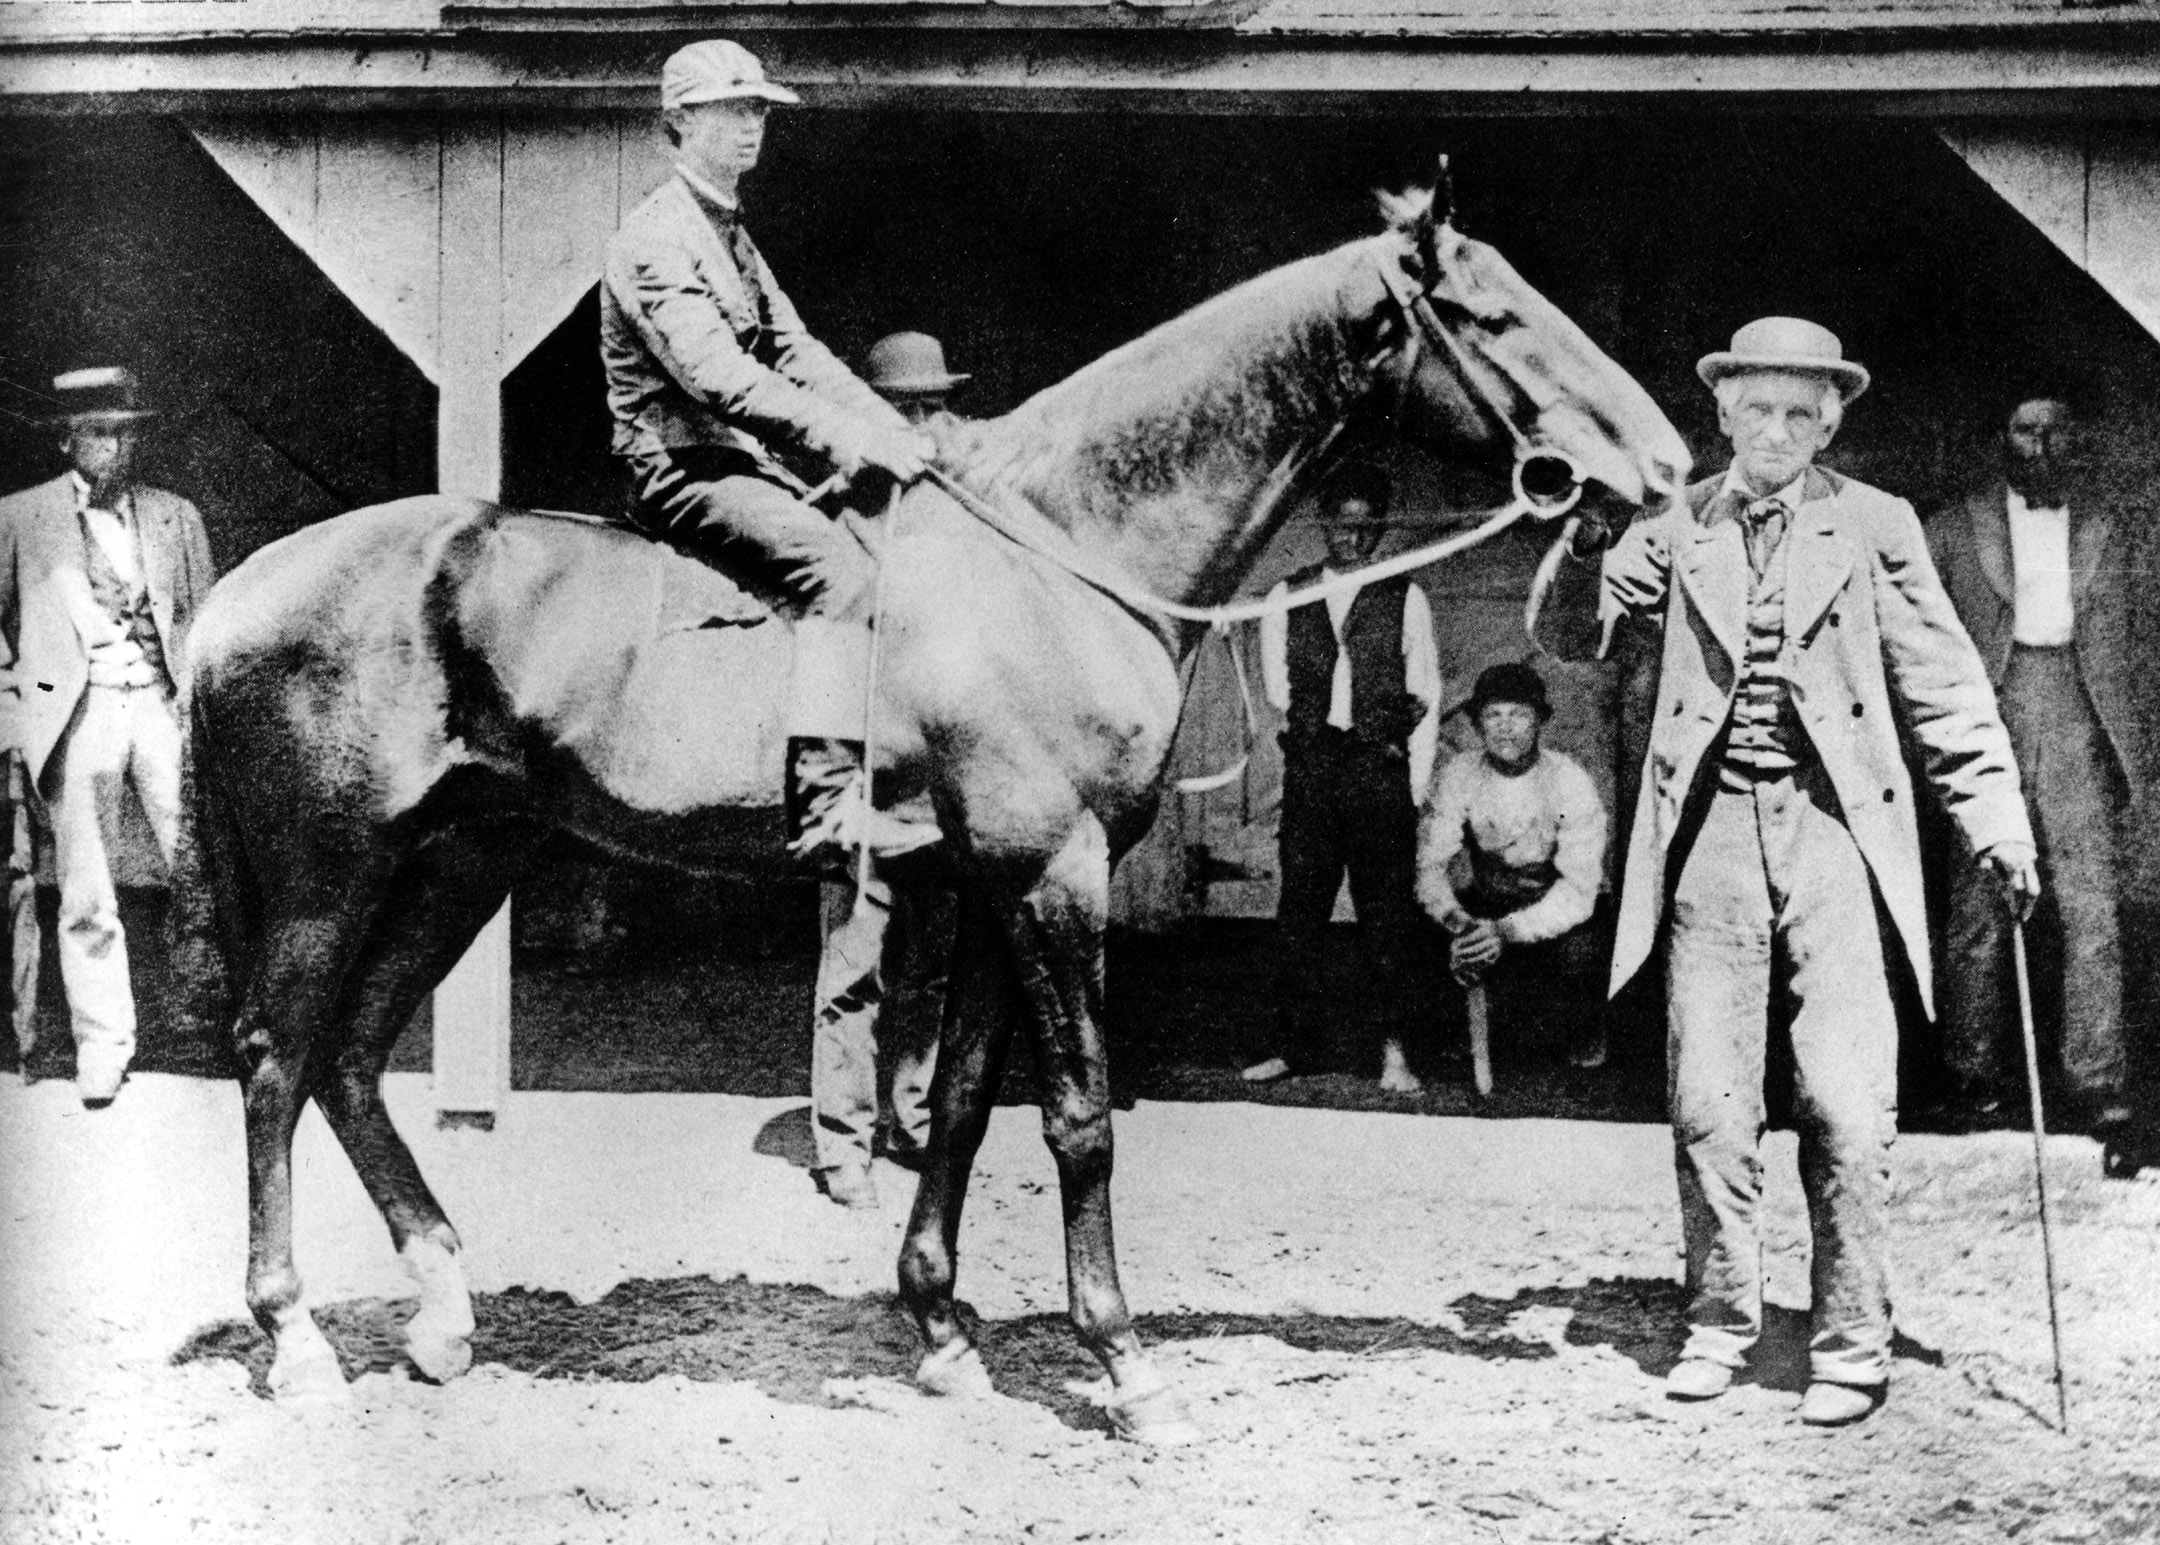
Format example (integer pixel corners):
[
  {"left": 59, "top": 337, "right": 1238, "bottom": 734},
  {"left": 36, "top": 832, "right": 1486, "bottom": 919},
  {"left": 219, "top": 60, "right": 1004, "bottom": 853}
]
[{"left": 1417, "top": 662, "right": 1608, "bottom": 1070}]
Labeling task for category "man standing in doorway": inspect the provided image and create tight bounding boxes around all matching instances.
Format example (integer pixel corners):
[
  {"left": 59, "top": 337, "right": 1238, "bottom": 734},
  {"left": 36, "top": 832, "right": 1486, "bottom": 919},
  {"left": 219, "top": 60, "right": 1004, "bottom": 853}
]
[
  {"left": 1926, "top": 391, "right": 2152, "bottom": 1153},
  {"left": 1540, "top": 318, "right": 2037, "bottom": 1425},
  {"left": 0, "top": 367, "right": 218, "bottom": 1105},
  {"left": 1245, "top": 463, "right": 1441, "bottom": 1093},
  {"left": 806, "top": 332, "right": 967, "bottom": 1209},
  {"left": 602, "top": 39, "right": 940, "bottom": 869}
]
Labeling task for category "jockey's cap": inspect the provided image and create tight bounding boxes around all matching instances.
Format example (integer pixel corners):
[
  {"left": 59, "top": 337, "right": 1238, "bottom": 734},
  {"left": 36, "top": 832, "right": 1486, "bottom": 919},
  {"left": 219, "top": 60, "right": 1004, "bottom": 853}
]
[{"left": 662, "top": 41, "right": 802, "bottom": 111}]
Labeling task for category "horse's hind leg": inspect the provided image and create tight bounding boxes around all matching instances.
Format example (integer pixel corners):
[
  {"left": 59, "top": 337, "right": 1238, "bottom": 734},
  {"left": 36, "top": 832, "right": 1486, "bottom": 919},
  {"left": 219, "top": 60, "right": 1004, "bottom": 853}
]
[
  {"left": 898, "top": 885, "right": 1018, "bottom": 1399},
  {"left": 313, "top": 827, "right": 538, "bottom": 1385},
  {"left": 1000, "top": 819, "right": 1199, "bottom": 1445},
  {"left": 238, "top": 887, "right": 384, "bottom": 1403}
]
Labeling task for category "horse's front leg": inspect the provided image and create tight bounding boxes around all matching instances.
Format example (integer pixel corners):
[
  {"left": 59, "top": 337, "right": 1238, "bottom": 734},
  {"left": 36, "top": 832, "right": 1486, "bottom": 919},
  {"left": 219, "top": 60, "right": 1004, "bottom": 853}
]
[
  {"left": 899, "top": 884, "right": 1017, "bottom": 1399},
  {"left": 1002, "top": 818, "right": 1200, "bottom": 1446}
]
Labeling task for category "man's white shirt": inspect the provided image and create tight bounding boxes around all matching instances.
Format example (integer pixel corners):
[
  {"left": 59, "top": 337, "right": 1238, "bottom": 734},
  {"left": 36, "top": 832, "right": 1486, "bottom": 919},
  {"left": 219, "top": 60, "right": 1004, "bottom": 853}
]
[
  {"left": 1258, "top": 572, "right": 1442, "bottom": 800},
  {"left": 2005, "top": 486, "right": 2075, "bottom": 647}
]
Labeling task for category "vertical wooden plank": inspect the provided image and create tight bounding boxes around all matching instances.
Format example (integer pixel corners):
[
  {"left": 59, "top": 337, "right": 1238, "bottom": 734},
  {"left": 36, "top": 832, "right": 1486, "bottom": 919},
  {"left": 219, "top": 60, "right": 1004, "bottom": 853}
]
[
  {"left": 1939, "top": 125, "right": 2088, "bottom": 272},
  {"left": 433, "top": 113, "right": 512, "bottom": 1127},
  {"left": 191, "top": 113, "right": 443, "bottom": 382},
  {"left": 501, "top": 113, "right": 622, "bottom": 371},
  {"left": 2089, "top": 127, "right": 2160, "bottom": 345}
]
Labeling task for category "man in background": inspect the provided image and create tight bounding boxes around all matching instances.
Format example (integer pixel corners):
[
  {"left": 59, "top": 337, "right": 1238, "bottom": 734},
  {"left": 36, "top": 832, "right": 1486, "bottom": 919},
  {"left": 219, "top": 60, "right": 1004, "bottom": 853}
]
[
  {"left": 1927, "top": 391, "right": 2152, "bottom": 1156},
  {"left": 0, "top": 367, "right": 217, "bottom": 1106},
  {"left": 1244, "top": 463, "right": 1441, "bottom": 1093},
  {"left": 1417, "top": 662, "right": 1608, "bottom": 1071},
  {"left": 806, "top": 332, "right": 968, "bottom": 1208}
]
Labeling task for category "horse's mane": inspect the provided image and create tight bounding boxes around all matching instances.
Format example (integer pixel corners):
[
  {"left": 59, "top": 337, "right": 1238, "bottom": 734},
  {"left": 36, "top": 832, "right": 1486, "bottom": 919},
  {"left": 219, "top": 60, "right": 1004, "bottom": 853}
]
[{"left": 938, "top": 220, "right": 1409, "bottom": 526}]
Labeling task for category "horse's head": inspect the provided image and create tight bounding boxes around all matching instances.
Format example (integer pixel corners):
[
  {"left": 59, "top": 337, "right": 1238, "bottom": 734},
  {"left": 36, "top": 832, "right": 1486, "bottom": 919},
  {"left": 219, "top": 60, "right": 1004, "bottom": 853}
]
[{"left": 1366, "top": 167, "right": 1690, "bottom": 516}]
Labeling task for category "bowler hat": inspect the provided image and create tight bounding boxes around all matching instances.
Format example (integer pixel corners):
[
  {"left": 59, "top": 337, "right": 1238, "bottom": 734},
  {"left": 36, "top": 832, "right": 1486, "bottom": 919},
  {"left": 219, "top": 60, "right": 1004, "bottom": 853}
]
[
  {"left": 50, "top": 367, "right": 157, "bottom": 429},
  {"left": 661, "top": 40, "right": 801, "bottom": 111},
  {"left": 1462, "top": 661, "right": 1552, "bottom": 721},
  {"left": 1696, "top": 317, "right": 1870, "bottom": 402},
  {"left": 864, "top": 332, "right": 970, "bottom": 398},
  {"left": 1315, "top": 460, "right": 1392, "bottom": 524}
]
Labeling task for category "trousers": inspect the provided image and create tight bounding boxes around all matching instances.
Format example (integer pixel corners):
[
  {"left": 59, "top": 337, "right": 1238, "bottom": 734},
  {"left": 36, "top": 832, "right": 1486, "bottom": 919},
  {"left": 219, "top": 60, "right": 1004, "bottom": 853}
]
[
  {"left": 811, "top": 876, "right": 955, "bottom": 1172},
  {"left": 1941, "top": 646, "right": 2125, "bottom": 1104},
  {"left": 1265, "top": 730, "right": 1419, "bottom": 1063},
  {"left": 45, "top": 685, "right": 183, "bottom": 1074},
  {"left": 1666, "top": 760, "right": 1899, "bottom": 1388},
  {"left": 629, "top": 450, "right": 874, "bottom": 623}
]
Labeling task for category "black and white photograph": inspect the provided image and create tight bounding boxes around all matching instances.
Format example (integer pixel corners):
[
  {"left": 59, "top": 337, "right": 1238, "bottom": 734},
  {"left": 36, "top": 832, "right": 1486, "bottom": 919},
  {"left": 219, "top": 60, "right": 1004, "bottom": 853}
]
[{"left": 1, "top": 3, "right": 2157, "bottom": 1540}]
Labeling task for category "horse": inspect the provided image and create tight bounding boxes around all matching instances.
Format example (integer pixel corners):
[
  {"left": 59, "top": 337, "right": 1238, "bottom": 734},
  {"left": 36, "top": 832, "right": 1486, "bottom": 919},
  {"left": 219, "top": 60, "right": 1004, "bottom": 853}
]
[{"left": 173, "top": 177, "right": 1691, "bottom": 1441}]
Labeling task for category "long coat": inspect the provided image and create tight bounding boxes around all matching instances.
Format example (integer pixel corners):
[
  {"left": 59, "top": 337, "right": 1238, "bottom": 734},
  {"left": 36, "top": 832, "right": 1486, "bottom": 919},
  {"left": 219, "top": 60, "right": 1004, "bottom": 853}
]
[
  {"left": 1539, "top": 465, "right": 2032, "bottom": 1012},
  {"left": 0, "top": 474, "right": 217, "bottom": 784},
  {"left": 599, "top": 174, "right": 904, "bottom": 489},
  {"left": 1924, "top": 478, "right": 2156, "bottom": 805}
]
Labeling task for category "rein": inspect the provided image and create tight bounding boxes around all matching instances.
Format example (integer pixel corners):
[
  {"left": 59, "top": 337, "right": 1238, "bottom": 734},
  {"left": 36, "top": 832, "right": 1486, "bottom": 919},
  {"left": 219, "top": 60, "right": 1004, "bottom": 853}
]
[{"left": 907, "top": 246, "right": 1587, "bottom": 797}]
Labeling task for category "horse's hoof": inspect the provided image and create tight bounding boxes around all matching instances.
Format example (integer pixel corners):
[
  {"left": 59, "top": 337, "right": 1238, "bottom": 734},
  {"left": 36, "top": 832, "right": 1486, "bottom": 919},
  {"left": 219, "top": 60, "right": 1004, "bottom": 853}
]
[
  {"left": 916, "top": 1340, "right": 994, "bottom": 1399},
  {"left": 2103, "top": 1138, "right": 2148, "bottom": 1181},
  {"left": 405, "top": 1318, "right": 474, "bottom": 1385},
  {"left": 1104, "top": 1379, "right": 1201, "bottom": 1447},
  {"left": 268, "top": 1339, "right": 349, "bottom": 1405}
]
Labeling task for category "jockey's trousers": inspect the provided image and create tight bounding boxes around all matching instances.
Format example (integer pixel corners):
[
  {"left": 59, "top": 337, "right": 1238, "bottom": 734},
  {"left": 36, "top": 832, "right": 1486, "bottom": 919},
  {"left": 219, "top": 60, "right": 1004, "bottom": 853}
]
[{"left": 628, "top": 449, "right": 874, "bottom": 624}]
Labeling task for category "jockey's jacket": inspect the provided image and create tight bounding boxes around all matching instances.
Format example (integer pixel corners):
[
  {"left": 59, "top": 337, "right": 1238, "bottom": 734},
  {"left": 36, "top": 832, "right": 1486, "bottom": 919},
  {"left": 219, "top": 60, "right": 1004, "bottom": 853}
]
[{"left": 600, "top": 172, "right": 906, "bottom": 492}]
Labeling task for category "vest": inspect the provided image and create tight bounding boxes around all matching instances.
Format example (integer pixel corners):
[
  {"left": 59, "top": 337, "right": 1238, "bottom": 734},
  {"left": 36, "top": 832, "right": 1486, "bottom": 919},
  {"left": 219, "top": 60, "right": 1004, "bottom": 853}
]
[
  {"left": 81, "top": 518, "right": 171, "bottom": 690},
  {"left": 1284, "top": 570, "right": 1410, "bottom": 740},
  {"left": 1721, "top": 533, "right": 1803, "bottom": 778}
]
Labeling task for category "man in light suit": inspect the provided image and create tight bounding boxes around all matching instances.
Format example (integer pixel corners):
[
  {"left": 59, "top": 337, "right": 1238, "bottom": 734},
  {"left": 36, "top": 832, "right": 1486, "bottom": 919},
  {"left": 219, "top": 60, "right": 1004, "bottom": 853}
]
[
  {"left": 1926, "top": 393, "right": 2153, "bottom": 1150},
  {"left": 0, "top": 368, "right": 217, "bottom": 1105},
  {"left": 602, "top": 39, "right": 939, "bottom": 869},
  {"left": 1540, "top": 318, "right": 2037, "bottom": 1425}
]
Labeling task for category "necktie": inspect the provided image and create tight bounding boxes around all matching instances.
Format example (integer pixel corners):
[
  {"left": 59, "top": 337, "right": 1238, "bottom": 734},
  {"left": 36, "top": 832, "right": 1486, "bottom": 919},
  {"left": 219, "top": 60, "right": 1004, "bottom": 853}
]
[
  {"left": 1740, "top": 496, "right": 1791, "bottom": 581},
  {"left": 704, "top": 204, "right": 771, "bottom": 334}
]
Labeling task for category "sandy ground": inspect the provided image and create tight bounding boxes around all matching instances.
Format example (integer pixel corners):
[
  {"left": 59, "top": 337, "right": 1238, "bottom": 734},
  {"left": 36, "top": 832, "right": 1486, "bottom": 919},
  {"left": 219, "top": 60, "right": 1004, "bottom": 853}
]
[{"left": 2, "top": 1072, "right": 2156, "bottom": 1544}]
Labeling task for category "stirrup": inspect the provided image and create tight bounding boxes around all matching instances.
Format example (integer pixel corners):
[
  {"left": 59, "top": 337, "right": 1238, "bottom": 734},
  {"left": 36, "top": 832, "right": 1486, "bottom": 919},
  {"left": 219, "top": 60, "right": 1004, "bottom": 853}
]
[{"left": 788, "top": 772, "right": 941, "bottom": 864}]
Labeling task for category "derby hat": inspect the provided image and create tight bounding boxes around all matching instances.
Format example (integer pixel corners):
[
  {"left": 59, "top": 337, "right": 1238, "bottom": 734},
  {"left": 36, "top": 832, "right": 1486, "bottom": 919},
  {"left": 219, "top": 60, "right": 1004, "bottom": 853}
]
[
  {"left": 1461, "top": 661, "right": 1552, "bottom": 721},
  {"left": 1314, "top": 460, "right": 1393, "bottom": 524},
  {"left": 661, "top": 40, "right": 801, "bottom": 111},
  {"left": 1696, "top": 316, "right": 1870, "bottom": 402},
  {"left": 50, "top": 367, "right": 157, "bottom": 429},
  {"left": 864, "top": 332, "right": 970, "bottom": 398}
]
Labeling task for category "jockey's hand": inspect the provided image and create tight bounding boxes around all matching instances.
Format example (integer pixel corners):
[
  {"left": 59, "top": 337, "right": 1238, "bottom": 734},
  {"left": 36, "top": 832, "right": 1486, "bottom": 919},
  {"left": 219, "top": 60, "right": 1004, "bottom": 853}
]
[
  {"left": 835, "top": 425, "right": 936, "bottom": 488},
  {"left": 1450, "top": 920, "right": 1503, "bottom": 983},
  {"left": 1980, "top": 840, "right": 2041, "bottom": 924}
]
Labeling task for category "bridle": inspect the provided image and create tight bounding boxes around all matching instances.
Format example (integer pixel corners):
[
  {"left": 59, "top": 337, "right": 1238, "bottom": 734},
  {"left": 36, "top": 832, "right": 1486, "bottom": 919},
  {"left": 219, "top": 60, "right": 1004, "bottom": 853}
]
[{"left": 910, "top": 233, "right": 1599, "bottom": 793}]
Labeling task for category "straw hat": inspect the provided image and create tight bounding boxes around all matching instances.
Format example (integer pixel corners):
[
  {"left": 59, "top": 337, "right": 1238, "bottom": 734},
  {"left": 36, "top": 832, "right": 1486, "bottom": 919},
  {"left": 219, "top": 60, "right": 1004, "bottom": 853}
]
[{"left": 1696, "top": 316, "right": 1870, "bottom": 402}]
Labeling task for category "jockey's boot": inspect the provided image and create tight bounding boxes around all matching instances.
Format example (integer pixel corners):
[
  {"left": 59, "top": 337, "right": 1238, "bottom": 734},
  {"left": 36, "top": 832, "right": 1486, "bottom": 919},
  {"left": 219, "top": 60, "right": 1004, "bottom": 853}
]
[
  {"left": 785, "top": 616, "right": 941, "bottom": 868},
  {"left": 785, "top": 739, "right": 941, "bottom": 865}
]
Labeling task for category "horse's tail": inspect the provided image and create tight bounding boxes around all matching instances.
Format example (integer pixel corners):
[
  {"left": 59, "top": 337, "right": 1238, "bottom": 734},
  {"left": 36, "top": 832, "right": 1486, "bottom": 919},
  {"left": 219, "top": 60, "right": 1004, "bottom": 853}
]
[{"left": 165, "top": 676, "right": 253, "bottom": 1053}]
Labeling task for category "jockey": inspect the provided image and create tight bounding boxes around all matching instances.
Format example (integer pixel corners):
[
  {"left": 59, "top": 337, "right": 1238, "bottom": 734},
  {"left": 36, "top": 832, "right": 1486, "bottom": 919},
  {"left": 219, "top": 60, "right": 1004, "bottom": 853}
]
[{"left": 601, "top": 39, "right": 941, "bottom": 863}]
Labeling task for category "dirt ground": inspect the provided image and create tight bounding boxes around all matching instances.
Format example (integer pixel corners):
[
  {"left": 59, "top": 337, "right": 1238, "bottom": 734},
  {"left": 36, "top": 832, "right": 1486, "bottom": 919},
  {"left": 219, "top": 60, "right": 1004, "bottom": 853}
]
[
  {"left": 3, "top": 1064, "right": 2156, "bottom": 1545},
  {"left": 4, "top": 889, "right": 2158, "bottom": 1543}
]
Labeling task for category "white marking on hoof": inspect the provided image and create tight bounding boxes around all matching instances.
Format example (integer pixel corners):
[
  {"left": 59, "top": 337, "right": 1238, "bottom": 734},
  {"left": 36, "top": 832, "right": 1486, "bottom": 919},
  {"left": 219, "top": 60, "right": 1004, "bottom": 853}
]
[
  {"left": 915, "top": 1340, "right": 994, "bottom": 1399},
  {"left": 267, "top": 1314, "right": 348, "bottom": 1405},
  {"left": 400, "top": 1235, "right": 475, "bottom": 1385},
  {"left": 1103, "top": 1377, "right": 1202, "bottom": 1447}
]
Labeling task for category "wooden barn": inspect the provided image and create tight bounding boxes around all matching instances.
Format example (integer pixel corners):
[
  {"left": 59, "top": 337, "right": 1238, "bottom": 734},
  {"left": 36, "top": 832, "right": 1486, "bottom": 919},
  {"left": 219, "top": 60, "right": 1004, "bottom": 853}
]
[{"left": 6, "top": 0, "right": 2160, "bottom": 1118}]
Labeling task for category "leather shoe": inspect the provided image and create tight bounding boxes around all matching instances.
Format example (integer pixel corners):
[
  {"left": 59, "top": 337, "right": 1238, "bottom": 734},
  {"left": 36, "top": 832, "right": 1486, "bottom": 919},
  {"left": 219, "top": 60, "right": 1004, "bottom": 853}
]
[
  {"left": 1798, "top": 1380, "right": 1885, "bottom": 1427},
  {"left": 814, "top": 1163, "right": 880, "bottom": 1210},
  {"left": 75, "top": 1055, "right": 129, "bottom": 1109},
  {"left": 1240, "top": 1057, "right": 1293, "bottom": 1084},
  {"left": 1664, "top": 1358, "right": 1734, "bottom": 1401}
]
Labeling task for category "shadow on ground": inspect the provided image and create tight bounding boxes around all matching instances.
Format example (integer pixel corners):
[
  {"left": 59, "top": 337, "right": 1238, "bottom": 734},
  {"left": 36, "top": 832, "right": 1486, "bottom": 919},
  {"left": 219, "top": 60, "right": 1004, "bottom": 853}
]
[{"left": 172, "top": 1272, "right": 1907, "bottom": 1433}]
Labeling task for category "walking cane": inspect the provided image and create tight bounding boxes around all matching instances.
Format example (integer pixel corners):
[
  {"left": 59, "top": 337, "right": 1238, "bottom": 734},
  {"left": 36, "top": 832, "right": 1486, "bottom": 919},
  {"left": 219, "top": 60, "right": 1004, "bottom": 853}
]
[
  {"left": 1465, "top": 981, "right": 1494, "bottom": 1104},
  {"left": 2011, "top": 919, "right": 2072, "bottom": 1434}
]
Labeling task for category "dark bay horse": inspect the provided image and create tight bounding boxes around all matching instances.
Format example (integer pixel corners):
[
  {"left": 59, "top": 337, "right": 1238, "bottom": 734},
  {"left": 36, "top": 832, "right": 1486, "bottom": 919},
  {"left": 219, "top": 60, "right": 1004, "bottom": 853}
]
[{"left": 175, "top": 184, "right": 1690, "bottom": 1438}]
